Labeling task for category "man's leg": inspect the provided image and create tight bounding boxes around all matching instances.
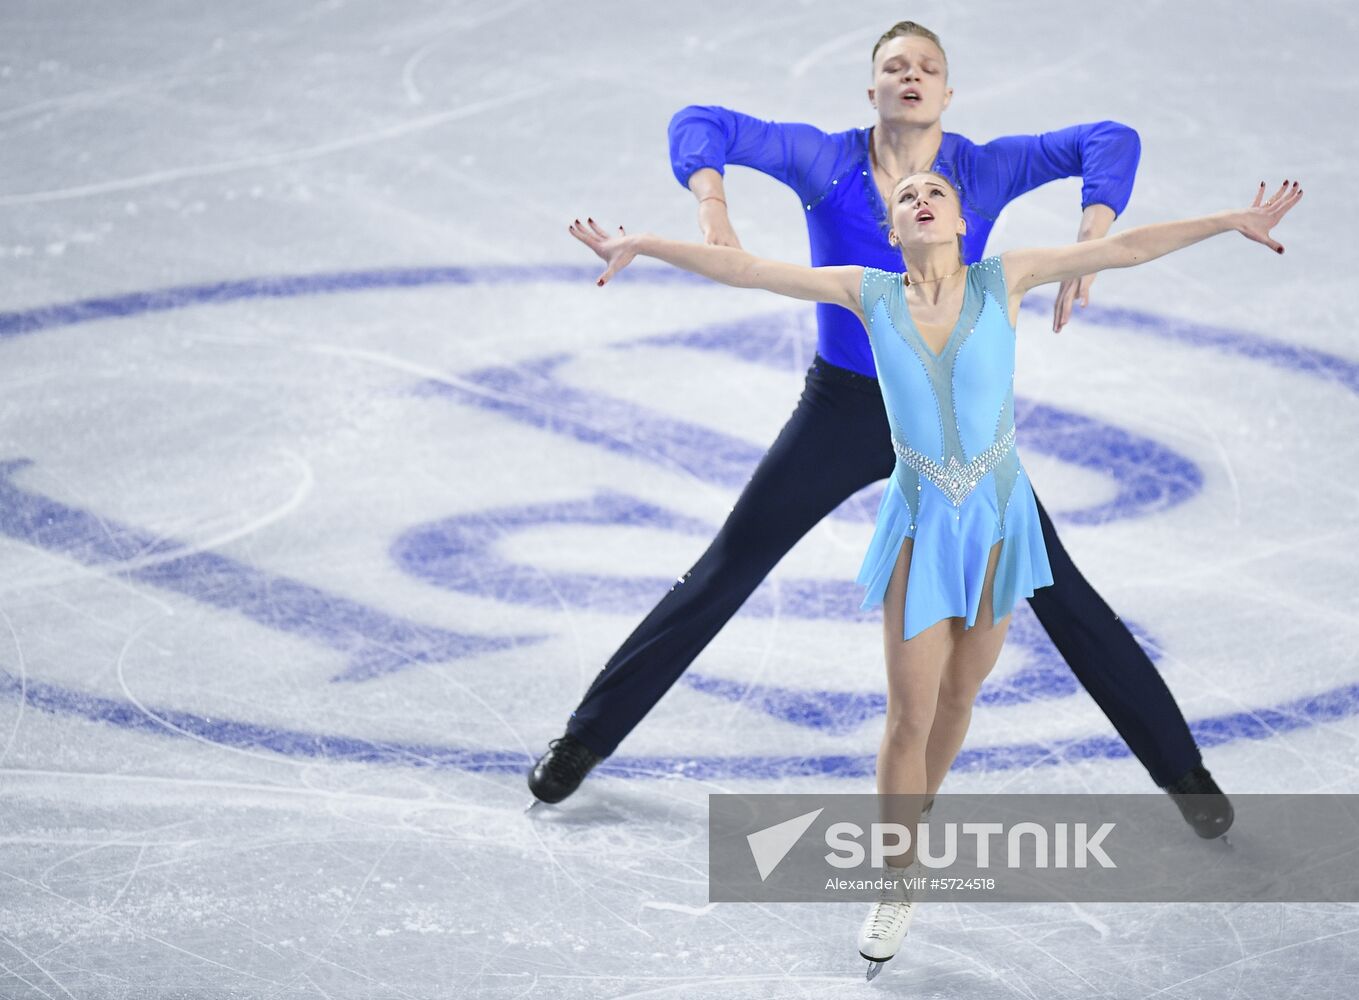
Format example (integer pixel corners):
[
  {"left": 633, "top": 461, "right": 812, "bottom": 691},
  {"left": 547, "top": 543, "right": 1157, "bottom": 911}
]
[
  {"left": 1025, "top": 493, "right": 1231, "bottom": 837},
  {"left": 530, "top": 360, "right": 894, "bottom": 799},
  {"left": 1026, "top": 492, "right": 1201, "bottom": 785}
]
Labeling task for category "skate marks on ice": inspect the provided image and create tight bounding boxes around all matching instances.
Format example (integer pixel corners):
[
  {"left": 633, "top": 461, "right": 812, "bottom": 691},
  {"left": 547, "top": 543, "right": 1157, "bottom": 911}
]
[{"left": 2, "top": 2, "right": 1356, "bottom": 996}]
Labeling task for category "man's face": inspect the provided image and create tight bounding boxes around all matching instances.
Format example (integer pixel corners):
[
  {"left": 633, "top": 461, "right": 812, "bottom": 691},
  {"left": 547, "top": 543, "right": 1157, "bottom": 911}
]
[{"left": 868, "top": 35, "right": 952, "bottom": 126}]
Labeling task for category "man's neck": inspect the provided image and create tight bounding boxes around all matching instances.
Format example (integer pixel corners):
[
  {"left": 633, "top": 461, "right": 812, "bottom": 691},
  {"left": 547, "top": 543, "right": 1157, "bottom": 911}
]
[{"left": 871, "top": 119, "right": 946, "bottom": 180}]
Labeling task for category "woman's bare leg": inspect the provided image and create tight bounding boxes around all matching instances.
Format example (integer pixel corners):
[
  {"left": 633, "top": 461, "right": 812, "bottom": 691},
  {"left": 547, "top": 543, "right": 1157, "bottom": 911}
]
[
  {"left": 876, "top": 539, "right": 953, "bottom": 859},
  {"left": 923, "top": 541, "right": 1011, "bottom": 798}
]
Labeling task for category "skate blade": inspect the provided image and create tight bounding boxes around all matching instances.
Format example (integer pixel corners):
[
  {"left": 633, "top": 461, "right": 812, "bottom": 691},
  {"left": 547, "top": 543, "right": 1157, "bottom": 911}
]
[
  {"left": 524, "top": 799, "right": 546, "bottom": 814},
  {"left": 1214, "top": 832, "right": 1234, "bottom": 850},
  {"left": 865, "top": 960, "right": 885, "bottom": 982}
]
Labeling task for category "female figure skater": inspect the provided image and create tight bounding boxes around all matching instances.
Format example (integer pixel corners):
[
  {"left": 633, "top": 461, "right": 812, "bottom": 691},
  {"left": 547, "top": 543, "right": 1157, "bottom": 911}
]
[
  {"left": 568, "top": 175, "right": 1302, "bottom": 973},
  {"left": 532, "top": 21, "right": 1232, "bottom": 838}
]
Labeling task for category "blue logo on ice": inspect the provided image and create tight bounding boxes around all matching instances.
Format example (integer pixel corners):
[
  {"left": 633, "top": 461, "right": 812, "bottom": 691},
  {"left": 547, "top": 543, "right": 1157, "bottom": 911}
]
[{"left": 1, "top": 264, "right": 1357, "bottom": 781}]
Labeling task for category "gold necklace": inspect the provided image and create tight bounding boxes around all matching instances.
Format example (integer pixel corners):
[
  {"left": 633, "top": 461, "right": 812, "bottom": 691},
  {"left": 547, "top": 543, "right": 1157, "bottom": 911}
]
[{"left": 903, "top": 264, "right": 964, "bottom": 287}]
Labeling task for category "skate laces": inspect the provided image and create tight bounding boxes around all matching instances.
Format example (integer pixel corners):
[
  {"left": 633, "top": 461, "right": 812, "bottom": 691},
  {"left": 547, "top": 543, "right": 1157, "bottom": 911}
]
[
  {"left": 866, "top": 900, "right": 913, "bottom": 940},
  {"left": 544, "top": 737, "right": 598, "bottom": 782},
  {"left": 1167, "top": 766, "right": 1218, "bottom": 797},
  {"left": 865, "top": 866, "right": 917, "bottom": 940}
]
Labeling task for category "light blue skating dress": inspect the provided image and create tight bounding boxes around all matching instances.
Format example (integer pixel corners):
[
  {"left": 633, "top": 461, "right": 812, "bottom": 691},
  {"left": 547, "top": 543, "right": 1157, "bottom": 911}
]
[{"left": 857, "top": 256, "right": 1054, "bottom": 640}]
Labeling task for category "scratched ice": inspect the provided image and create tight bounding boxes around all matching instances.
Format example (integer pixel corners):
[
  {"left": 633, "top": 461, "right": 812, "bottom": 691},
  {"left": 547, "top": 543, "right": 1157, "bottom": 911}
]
[{"left": 1, "top": 1, "right": 1358, "bottom": 997}]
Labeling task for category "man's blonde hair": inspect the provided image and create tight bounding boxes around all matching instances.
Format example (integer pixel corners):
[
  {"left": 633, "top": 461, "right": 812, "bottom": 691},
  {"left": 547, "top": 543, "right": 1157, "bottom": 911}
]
[{"left": 871, "top": 21, "right": 948, "bottom": 76}]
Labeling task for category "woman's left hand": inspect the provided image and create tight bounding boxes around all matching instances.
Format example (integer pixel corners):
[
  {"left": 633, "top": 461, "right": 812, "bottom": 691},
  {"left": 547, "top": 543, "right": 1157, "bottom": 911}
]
[
  {"left": 1239, "top": 180, "right": 1303, "bottom": 254},
  {"left": 569, "top": 218, "right": 637, "bottom": 286}
]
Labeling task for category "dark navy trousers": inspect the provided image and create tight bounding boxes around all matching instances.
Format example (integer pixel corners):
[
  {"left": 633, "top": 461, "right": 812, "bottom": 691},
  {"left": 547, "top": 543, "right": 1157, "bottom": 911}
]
[{"left": 566, "top": 356, "right": 1202, "bottom": 787}]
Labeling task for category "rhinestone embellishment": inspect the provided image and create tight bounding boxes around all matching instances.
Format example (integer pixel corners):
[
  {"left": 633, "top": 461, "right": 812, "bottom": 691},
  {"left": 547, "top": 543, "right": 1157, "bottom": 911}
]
[{"left": 892, "top": 427, "right": 1016, "bottom": 507}]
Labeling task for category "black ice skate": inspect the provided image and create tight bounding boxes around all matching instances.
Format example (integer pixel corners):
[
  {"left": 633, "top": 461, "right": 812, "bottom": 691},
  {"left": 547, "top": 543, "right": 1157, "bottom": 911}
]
[
  {"left": 1165, "top": 764, "right": 1234, "bottom": 841},
  {"left": 527, "top": 734, "right": 603, "bottom": 806}
]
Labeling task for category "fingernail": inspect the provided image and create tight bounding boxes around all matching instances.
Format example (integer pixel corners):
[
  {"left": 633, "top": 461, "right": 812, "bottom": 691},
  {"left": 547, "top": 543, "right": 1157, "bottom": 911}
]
[
  {"left": 1277, "top": 247, "right": 1284, "bottom": 255},
  {"left": 597, "top": 278, "right": 604, "bottom": 285}
]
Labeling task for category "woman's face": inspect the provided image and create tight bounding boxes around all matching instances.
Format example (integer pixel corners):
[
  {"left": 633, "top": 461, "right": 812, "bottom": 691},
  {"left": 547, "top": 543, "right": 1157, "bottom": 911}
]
[
  {"left": 869, "top": 35, "right": 952, "bottom": 127},
  {"left": 890, "top": 173, "right": 965, "bottom": 251}
]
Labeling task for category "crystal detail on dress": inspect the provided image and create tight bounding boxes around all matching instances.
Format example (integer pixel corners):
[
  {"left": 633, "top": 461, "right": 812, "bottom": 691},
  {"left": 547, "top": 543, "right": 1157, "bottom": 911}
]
[{"left": 891, "top": 427, "right": 1016, "bottom": 507}]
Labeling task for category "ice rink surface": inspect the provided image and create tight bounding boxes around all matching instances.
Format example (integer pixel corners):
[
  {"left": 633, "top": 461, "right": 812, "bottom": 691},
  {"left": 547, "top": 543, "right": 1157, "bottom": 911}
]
[{"left": 2, "top": 0, "right": 1358, "bottom": 996}]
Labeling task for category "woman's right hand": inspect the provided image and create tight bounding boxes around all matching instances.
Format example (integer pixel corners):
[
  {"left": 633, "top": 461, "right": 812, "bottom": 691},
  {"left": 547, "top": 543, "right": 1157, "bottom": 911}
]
[
  {"left": 698, "top": 199, "right": 743, "bottom": 249},
  {"left": 569, "top": 218, "right": 638, "bottom": 286}
]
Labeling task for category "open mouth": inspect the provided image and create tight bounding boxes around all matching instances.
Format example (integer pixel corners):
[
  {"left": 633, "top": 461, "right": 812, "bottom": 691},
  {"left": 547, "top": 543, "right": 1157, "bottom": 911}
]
[
  {"left": 901, "top": 89, "right": 922, "bottom": 103},
  {"left": 914, "top": 209, "right": 934, "bottom": 224}
]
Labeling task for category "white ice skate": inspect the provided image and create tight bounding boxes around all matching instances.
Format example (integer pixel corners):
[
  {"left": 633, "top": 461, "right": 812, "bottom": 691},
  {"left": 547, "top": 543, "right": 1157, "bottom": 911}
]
[{"left": 858, "top": 867, "right": 918, "bottom": 981}]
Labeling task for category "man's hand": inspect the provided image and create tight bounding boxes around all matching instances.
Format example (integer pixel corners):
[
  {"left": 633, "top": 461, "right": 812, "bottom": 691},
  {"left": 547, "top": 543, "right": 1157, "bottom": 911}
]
[
  {"left": 1052, "top": 273, "right": 1095, "bottom": 333},
  {"left": 699, "top": 199, "right": 743, "bottom": 248},
  {"left": 1053, "top": 203, "right": 1116, "bottom": 333}
]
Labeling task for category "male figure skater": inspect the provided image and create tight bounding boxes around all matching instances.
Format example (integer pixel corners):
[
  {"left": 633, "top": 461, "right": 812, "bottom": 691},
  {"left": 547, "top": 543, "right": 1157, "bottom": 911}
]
[{"left": 530, "top": 21, "right": 1231, "bottom": 838}]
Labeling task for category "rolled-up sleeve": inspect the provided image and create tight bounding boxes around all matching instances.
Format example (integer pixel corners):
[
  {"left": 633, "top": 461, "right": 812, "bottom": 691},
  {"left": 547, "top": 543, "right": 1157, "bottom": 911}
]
[
  {"left": 967, "top": 121, "right": 1141, "bottom": 219},
  {"left": 667, "top": 104, "right": 841, "bottom": 206}
]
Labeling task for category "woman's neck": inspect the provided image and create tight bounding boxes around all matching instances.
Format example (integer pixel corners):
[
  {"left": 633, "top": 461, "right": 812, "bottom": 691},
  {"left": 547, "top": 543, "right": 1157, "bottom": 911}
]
[{"left": 900, "top": 245, "right": 965, "bottom": 301}]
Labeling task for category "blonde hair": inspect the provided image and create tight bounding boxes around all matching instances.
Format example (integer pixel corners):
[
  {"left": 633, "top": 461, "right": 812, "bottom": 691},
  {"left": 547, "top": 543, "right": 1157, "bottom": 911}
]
[{"left": 871, "top": 21, "right": 948, "bottom": 76}]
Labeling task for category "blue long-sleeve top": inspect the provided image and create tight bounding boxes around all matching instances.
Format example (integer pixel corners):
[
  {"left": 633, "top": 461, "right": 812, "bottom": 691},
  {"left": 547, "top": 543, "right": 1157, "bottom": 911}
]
[{"left": 668, "top": 106, "right": 1141, "bottom": 376}]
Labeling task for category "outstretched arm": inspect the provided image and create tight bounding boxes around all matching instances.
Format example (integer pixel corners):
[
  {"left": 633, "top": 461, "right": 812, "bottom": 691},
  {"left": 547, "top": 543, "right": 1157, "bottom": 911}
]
[
  {"left": 1002, "top": 180, "right": 1303, "bottom": 316},
  {"left": 568, "top": 218, "right": 862, "bottom": 315}
]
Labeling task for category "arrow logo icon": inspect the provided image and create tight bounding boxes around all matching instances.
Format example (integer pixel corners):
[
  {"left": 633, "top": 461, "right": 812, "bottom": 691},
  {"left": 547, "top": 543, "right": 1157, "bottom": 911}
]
[{"left": 746, "top": 808, "right": 823, "bottom": 881}]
